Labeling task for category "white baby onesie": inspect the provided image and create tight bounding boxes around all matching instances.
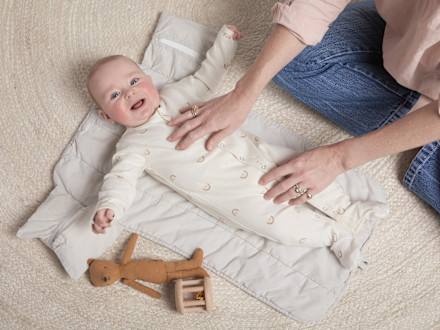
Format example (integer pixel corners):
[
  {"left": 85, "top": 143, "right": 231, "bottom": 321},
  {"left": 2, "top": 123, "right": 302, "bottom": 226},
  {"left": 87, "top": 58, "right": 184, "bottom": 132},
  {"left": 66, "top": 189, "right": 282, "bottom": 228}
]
[{"left": 95, "top": 26, "right": 388, "bottom": 270}]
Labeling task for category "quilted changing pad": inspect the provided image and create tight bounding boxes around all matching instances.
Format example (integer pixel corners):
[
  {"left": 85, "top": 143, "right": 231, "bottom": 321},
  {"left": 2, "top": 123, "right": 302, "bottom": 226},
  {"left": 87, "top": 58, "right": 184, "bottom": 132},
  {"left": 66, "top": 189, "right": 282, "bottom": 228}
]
[{"left": 17, "top": 13, "right": 389, "bottom": 322}]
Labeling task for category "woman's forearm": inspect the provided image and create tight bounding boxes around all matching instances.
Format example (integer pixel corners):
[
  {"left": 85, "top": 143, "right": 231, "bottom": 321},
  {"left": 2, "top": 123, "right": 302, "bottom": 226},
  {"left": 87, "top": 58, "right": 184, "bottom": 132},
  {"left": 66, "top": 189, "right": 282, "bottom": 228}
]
[
  {"left": 338, "top": 100, "right": 440, "bottom": 171},
  {"left": 234, "top": 24, "right": 307, "bottom": 105}
]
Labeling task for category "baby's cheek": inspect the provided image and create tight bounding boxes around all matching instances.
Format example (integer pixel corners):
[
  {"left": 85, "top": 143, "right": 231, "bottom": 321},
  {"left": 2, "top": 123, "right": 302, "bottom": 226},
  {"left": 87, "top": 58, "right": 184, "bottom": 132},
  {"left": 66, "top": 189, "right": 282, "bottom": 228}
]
[
  {"left": 112, "top": 106, "right": 131, "bottom": 125},
  {"left": 143, "top": 82, "right": 160, "bottom": 105}
]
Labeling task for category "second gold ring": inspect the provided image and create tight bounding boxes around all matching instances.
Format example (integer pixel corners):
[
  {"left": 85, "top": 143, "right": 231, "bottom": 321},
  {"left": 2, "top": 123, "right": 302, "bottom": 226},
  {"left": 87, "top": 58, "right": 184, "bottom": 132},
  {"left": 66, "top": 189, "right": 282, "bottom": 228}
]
[
  {"left": 293, "top": 184, "right": 306, "bottom": 196},
  {"left": 191, "top": 105, "right": 198, "bottom": 119}
]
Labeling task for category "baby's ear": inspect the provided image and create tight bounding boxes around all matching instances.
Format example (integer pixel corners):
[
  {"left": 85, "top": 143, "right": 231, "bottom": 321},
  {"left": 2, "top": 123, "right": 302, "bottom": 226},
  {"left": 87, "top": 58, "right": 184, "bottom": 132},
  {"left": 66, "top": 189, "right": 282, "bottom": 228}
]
[{"left": 98, "top": 109, "right": 115, "bottom": 124}]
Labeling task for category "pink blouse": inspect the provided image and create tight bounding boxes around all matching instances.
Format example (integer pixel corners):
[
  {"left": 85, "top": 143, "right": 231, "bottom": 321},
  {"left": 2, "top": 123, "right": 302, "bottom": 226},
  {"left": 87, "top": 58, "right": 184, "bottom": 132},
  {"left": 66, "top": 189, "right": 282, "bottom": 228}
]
[{"left": 272, "top": 0, "right": 440, "bottom": 111}]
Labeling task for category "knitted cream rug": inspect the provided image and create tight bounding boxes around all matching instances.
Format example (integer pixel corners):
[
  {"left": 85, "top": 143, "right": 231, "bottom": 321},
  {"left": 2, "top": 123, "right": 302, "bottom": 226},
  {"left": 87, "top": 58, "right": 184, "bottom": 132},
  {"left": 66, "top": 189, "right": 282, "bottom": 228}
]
[{"left": 1, "top": 0, "right": 439, "bottom": 328}]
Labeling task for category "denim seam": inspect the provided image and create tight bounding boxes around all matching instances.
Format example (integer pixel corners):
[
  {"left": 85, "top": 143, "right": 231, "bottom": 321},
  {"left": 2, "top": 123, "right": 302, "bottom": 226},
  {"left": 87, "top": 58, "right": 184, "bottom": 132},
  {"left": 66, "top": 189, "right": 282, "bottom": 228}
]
[
  {"left": 342, "top": 62, "right": 409, "bottom": 100},
  {"left": 404, "top": 141, "right": 440, "bottom": 188},
  {"left": 313, "top": 50, "right": 382, "bottom": 65},
  {"left": 379, "top": 91, "right": 416, "bottom": 128}
]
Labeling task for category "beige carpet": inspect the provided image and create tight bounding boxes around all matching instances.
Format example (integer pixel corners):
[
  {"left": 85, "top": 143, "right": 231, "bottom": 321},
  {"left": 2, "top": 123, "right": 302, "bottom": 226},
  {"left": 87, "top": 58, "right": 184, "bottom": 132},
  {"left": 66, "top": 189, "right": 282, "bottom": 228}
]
[{"left": 1, "top": 0, "right": 439, "bottom": 328}]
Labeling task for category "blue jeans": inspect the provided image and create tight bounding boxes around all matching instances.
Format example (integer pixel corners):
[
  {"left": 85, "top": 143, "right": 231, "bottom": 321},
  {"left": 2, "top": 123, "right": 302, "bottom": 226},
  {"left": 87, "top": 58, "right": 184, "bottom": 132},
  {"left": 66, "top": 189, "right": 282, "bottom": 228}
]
[{"left": 272, "top": 0, "right": 440, "bottom": 213}]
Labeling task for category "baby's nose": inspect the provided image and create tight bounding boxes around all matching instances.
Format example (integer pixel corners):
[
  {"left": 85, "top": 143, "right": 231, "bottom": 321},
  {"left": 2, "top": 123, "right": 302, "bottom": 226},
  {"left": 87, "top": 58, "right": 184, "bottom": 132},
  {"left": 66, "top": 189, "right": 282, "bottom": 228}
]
[{"left": 125, "top": 89, "right": 135, "bottom": 99}]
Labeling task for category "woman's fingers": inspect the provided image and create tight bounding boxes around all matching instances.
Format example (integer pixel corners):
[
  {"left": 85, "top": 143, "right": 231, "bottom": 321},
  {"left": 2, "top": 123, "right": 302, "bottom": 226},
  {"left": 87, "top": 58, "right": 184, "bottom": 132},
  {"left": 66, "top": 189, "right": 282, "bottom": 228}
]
[
  {"left": 168, "top": 91, "right": 253, "bottom": 151},
  {"left": 260, "top": 145, "right": 344, "bottom": 206},
  {"left": 259, "top": 160, "right": 295, "bottom": 186},
  {"left": 168, "top": 102, "right": 206, "bottom": 127},
  {"left": 175, "top": 124, "right": 214, "bottom": 150},
  {"left": 288, "top": 188, "right": 314, "bottom": 206}
]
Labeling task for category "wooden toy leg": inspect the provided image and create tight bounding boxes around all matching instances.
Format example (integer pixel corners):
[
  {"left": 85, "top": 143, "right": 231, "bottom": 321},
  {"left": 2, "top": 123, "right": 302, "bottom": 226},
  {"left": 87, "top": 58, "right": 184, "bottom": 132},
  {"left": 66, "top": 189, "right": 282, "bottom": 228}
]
[{"left": 175, "top": 277, "right": 213, "bottom": 314}]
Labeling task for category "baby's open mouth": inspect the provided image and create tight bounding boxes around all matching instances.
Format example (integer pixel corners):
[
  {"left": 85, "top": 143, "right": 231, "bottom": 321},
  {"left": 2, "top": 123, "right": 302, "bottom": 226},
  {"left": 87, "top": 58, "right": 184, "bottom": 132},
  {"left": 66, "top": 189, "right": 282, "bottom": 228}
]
[{"left": 131, "top": 99, "right": 144, "bottom": 110}]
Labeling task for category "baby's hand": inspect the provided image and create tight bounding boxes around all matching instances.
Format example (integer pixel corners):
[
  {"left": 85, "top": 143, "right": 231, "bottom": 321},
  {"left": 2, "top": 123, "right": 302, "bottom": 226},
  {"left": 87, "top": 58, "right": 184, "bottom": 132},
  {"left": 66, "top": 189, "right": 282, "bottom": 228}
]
[
  {"left": 226, "top": 25, "right": 243, "bottom": 41},
  {"left": 92, "top": 208, "right": 114, "bottom": 234}
]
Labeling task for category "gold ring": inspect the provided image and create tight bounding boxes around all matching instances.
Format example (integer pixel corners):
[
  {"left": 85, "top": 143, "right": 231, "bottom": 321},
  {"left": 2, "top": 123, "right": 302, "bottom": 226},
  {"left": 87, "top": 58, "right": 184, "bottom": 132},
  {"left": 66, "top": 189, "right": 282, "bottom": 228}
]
[
  {"left": 306, "top": 193, "right": 313, "bottom": 200},
  {"left": 191, "top": 105, "right": 198, "bottom": 118},
  {"left": 293, "top": 184, "right": 305, "bottom": 196}
]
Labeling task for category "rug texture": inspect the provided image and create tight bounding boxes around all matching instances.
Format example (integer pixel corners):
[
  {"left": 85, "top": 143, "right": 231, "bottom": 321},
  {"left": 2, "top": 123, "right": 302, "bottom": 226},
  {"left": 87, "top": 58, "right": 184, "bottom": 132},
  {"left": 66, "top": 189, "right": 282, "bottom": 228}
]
[{"left": 1, "top": 0, "right": 439, "bottom": 328}]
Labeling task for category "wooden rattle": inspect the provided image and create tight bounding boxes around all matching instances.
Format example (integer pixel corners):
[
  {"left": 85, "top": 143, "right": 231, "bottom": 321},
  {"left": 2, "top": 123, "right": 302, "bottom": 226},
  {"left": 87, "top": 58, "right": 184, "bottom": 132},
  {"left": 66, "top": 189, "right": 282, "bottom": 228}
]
[{"left": 175, "top": 277, "right": 213, "bottom": 314}]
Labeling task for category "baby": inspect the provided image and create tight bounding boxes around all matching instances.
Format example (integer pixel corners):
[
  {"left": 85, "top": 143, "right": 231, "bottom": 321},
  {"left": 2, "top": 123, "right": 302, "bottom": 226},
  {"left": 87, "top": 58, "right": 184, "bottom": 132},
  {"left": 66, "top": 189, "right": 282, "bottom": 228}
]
[{"left": 87, "top": 25, "right": 383, "bottom": 270}]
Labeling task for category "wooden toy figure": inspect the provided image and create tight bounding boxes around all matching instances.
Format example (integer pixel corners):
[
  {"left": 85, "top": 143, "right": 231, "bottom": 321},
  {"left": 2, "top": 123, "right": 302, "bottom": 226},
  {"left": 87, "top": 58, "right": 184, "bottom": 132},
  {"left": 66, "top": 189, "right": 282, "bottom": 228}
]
[{"left": 88, "top": 234, "right": 209, "bottom": 299}]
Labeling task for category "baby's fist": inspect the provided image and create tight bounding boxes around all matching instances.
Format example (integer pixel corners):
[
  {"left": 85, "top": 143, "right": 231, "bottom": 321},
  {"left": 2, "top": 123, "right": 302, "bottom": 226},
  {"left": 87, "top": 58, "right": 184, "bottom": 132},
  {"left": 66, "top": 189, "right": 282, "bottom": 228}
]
[
  {"left": 226, "top": 25, "right": 243, "bottom": 41},
  {"left": 92, "top": 208, "right": 115, "bottom": 234}
]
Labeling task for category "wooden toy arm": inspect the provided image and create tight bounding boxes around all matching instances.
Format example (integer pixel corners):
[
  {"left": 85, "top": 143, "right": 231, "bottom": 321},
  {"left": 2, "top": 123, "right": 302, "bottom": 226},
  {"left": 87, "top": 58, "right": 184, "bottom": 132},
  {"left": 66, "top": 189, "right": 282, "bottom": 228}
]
[
  {"left": 121, "top": 279, "right": 161, "bottom": 299},
  {"left": 121, "top": 234, "right": 138, "bottom": 265}
]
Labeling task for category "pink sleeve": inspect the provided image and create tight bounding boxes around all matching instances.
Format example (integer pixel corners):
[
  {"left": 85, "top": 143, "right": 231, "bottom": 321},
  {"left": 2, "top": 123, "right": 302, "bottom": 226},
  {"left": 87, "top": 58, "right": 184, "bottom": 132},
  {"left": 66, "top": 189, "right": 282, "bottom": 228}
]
[{"left": 272, "top": 0, "right": 350, "bottom": 46}]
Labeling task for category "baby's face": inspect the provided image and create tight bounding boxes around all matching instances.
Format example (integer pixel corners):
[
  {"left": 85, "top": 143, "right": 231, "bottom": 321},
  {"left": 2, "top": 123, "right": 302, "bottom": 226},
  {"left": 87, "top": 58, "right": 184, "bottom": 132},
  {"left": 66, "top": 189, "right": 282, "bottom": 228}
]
[{"left": 88, "top": 56, "right": 160, "bottom": 127}]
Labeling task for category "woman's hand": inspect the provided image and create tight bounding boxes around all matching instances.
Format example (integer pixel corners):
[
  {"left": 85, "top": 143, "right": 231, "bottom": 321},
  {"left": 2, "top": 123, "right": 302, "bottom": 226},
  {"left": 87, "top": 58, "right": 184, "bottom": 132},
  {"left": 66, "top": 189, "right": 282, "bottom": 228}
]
[
  {"left": 167, "top": 25, "right": 244, "bottom": 151},
  {"left": 167, "top": 88, "right": 253, "bottom": 151},
  {"left": 261, "top": 99, "right": 440, "bottom": 206},
  {"left": 259, "top": 144, "right": 346, "bottom": 205},
  {"left": 168, "top": 25, "right": 307, "bottom": 152}
]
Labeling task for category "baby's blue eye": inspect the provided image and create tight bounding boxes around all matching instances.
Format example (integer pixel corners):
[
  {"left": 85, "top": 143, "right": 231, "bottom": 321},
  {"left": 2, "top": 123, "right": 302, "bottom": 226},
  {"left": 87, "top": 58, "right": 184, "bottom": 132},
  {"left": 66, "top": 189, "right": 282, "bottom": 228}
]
[
  {"left": 130, "top": 78, "right": 138, "bottom": 85},
  {"left": 111, "top": 92, "right": 120, "bottom": 99}
]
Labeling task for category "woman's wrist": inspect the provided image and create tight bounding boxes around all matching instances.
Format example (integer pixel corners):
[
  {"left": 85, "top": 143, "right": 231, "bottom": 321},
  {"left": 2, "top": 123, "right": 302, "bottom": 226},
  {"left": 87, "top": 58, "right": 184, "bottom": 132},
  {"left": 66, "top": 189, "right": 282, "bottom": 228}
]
[
  {"left": 333, "top": 138, "right": 364, "bottom": 172},
  {"left": 234, "top": 74, "right": 262, "bottom": 106},
  {"left": 229, "top": 78, "right": 261, "bottom": 119}
]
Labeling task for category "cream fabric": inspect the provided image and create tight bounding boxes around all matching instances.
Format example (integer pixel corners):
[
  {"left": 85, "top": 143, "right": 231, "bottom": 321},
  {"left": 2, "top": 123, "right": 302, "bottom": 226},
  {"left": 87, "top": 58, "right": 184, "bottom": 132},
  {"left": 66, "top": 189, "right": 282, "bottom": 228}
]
[
  {"left": 108, "top": 86, "right": 387, "bottom": 271},
  {"left": 3, "top": 1, "right": 440, "bottom": 328},
  {"left": 99, "top": 25, "right": 387, "bottom": 271}
]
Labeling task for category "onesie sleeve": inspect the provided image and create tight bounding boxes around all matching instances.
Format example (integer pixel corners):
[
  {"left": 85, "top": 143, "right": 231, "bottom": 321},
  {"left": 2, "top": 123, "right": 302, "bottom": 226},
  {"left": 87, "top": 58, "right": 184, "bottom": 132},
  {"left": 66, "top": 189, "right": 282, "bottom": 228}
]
[
  {"left": 192, "top": 25, "right": 238, "bottom": 96},
  {"left": 272, "top": 0, "right": 350, "bottom": 46},
  {"left": 94, "top": 139, "right": 147, "bottom": 222}
]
